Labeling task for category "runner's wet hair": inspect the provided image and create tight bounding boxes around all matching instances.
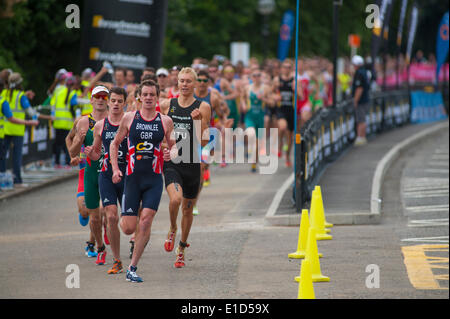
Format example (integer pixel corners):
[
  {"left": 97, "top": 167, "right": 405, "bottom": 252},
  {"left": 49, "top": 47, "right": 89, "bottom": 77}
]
[
  {"left": 109, "top": 86, "right": 127, "bottom": 101},
  {"left": 197, "top": 70, "right": 209, "bottom": 80},
  {"left": 139, "top": 80, "right": 160, "bottom": 97},
  {"left": 178, "top": 67, "right": 198, "bottom": 81},
  {"left": 141, "top": 73, "right": 158, "bottom": 83}
]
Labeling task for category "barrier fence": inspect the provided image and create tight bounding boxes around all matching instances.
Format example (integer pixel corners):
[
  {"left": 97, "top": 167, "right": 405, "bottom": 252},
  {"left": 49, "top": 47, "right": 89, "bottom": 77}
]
[{"left": 294, "top": 84, "right": 449, "bottom": 212}]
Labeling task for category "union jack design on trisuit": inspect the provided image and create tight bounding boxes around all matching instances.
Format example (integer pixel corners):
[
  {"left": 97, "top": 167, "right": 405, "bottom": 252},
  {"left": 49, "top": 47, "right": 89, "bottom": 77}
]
[
  {"left": 101, "top": 153, "right": 108, "bottom": 172},
  {"left": 127, "top": 141, "right": 135, "bottom": 176},
  {"left": 152, "top": 145, "right": 162, "bottom": 174}
]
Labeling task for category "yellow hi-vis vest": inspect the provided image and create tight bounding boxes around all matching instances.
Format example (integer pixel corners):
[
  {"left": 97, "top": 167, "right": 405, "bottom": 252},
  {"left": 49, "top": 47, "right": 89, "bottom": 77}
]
[
  {"left": 0, "top": 96, "right": 6, "bottom": 139},
  {"left": 4, "top": 89, "right": 26, "bottom": 136},
  {"left": 53, "top": 86, "right": 75, "bottom": 130},
  {"left": 77, "top": 85, "right": 93, "bottom": 116}
]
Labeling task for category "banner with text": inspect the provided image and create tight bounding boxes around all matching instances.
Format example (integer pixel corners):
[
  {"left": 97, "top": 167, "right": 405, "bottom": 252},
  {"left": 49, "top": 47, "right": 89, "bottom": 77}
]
[{"left": 80, "top": 0, "right": 168, "bottom": 79}]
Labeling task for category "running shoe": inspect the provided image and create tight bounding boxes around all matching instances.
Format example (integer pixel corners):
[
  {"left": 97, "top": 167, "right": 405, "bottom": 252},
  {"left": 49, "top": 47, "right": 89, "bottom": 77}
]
[
  {"left": 129, "top": 240, "right": 135, "bottom": 259},
  {"left": 251, "top": 164, "right": 257, "bottom": 173},
  {"left": 126, "top": 265, "right": 143, "bottom": 283},
  {"left": 79, "top": 213, "right": 89, "bottom": 227},
  {"left": 164, "top": 230, "right": 176, "bottom": 252},
  {"left": 103, "top": 224, "right": 110, "bottom": 245},
  {"left": 193, "top": 206, "right": 199, "bottom": 216},
  {"left": 285, "top": 160, "right": 292, "bottom": 168},
  {"left": 203, "top": 169, "right": 210, "bottom": 187},
  {"left": 107, "top": 259, "right": 123, "bottom": 274},
  {"left": 95, "top": 245, "right": 107, "bottom": 265},
  {"left": 174, "top": 245, "right": 190, "bottom": 268},
  {"left": 85, "top": 242, "right": 97, "bottom": 258}
]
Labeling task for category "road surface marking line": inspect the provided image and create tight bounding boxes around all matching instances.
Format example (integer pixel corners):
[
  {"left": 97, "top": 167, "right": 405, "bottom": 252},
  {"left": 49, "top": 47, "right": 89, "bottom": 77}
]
[{"left": 401, "top": 236, "right": 449, "bottom": 243}]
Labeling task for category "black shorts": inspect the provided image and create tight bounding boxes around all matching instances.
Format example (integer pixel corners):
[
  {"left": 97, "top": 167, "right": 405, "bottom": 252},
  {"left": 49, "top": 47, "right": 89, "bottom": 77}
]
[
  {"left": 98, "top": 172, "right": 124, "bottom": 208},
  {"left": 265, "top": 106, "right": 278, "bottom": 118},
  {"left": 276, "top": 106, "right": 295, "bottom": 132},
  {"left": 163, "top": 161, "right": 201, "bottom": 199}
]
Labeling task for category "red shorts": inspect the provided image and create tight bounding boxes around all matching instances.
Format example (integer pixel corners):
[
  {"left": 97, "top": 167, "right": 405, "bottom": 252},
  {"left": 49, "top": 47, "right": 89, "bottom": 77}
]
[
  {"left": 77, "top": 167, "right": 85, "bottom": 197},
  {"left": 297, "top": 99, "right": 311, "bottom": 115}
]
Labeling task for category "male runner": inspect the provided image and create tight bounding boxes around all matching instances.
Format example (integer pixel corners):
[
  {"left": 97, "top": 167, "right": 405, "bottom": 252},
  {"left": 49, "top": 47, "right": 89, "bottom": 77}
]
[
  {"left": 160, "top": 67, "right": 211, "bottom": 268},
  {"left": 193, "top": 70, "right": 224, "bottom": 189},
  {"left": 66, "top": 116, "right": 97, "bottom": 257},
  {"left": 243, "top": 68, "right": 272, "bottom": 172},
  {"left": 273, "top": 60, "right": 302, "bottom": 167},
  {"left": 85, "top": 87, "right": 128, "bottom": 274},
  {"left": 110, "top": 80, "right": 176, "bottom": 282},
  {"left": 69, "top": 85, "right": 109, "bottom": 265}
]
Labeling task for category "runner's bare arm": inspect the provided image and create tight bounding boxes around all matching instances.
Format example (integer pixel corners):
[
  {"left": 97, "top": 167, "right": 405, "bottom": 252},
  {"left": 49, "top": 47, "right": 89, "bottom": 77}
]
[
  {"left": 211, "top": 91, "right": 225, "bottom": 120},
  {"left": 159, "top": 98, "right": 171, "bottom": 115},
  {"left": 194, "top": 101, "right": 211, "bottom": 147},
  {"left": 66, "top": 117, "right": 82, "bottom": 166},
  {"left": 110, "top": 112, "right": 132, "bottom": 177},
  {"left": 161, "top": 115, "right": 177, "bottom": 161},
  {"left": 69, "top": 117, "right": 88, "bottom": 158},
  {"left": 85, "top": 120, "right": 103, "bottom": 161}
]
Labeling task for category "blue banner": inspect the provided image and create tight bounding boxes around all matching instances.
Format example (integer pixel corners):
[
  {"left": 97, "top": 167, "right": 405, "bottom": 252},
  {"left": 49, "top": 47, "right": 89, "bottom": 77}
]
[
  {"left": 436, "top": 12, "right": 449, "bottom": 82},
  {"left": 410, "top": 91, "right": 448, "bottom": 124},
  {"left": 277, "top": 10, "right": 295, "bottom": 61}
]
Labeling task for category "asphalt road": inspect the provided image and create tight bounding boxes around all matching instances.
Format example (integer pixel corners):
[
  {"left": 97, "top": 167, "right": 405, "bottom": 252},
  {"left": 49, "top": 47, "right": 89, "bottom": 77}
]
[{"left": 0, "top": 128, "right": 448, "bottom": 301}]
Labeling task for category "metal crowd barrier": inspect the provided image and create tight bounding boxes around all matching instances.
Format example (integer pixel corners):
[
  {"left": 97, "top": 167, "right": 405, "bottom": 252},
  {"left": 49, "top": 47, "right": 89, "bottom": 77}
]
[{"left": 294, "top": 90, "right": 412, "bottom": 211}]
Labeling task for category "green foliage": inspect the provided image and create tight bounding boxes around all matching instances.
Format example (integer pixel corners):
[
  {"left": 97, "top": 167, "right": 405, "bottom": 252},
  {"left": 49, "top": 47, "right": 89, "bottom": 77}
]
[{"left": 0, "top": 0, "right": 82, "bottom": 103}]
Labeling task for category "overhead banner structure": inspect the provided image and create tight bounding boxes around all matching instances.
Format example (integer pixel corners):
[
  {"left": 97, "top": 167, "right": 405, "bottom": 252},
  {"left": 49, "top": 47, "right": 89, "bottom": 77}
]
[
  {"left": 406, "top": 2, "right": 419, "bottom": 65},
  {"left": 396, "top": 0, "right": 408, "bottom": 48},
  {"left": 370, "top": 0, "right": 394, "bottom": 61},
  {"left": 277, "top": 10, "right": 295, "bottom": 61},
  {"left": 435, "top": 12, "right": 449, "bottom": 83},
  {"left": 80, "top": 0, "right": 168, "bottom": 78}
]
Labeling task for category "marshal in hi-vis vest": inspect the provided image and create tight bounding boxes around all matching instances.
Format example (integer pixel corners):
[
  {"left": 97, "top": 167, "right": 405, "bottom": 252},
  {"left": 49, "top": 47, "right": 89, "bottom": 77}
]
[
  {"left": 52, "top": 86, "right": 75, "bottom": 131},
  {"left": 3, "top": 89, "right": 26, "bottom": 136}
]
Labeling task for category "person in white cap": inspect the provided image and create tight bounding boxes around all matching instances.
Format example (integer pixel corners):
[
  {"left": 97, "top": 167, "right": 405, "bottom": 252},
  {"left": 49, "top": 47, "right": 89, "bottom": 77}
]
[
  {"left": 69, "top": 85, "right": 110, "bottom": 266},
  {"left": 156, "top": 68, "right": 169, "bottom": 99},
  {"left": 351, "top": 55, "right": 370, "bottom": 146}
]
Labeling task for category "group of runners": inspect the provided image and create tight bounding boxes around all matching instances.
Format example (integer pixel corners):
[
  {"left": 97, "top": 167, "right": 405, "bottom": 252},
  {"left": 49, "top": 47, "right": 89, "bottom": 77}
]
[{"left": 2, "top": 54, "right": 336, "bottom": 282}]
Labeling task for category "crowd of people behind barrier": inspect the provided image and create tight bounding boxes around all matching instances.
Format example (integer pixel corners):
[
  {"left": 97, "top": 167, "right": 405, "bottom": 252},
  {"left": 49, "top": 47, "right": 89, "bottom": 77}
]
[{"left": 0, "top": 49, "right": 444, "bottom": 191}]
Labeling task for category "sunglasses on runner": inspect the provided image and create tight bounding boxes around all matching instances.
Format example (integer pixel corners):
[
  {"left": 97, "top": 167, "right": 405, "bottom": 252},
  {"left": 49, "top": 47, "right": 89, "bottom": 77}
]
[
  {"left": 252, "top": 73, "right": 261, "bottom": 77},
  {"left": 93, "top": 94, "right": 108, "bottom": 100},
  {"left": 197, "top": 78, "right": 209, "bottom": 83}
]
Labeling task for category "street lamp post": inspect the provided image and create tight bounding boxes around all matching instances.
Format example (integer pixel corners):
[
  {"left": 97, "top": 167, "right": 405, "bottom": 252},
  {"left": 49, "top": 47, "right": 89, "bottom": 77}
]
[
  {"left": 258, "top": 0, "right": 275, "bottom": 61},
  {"left": 332, "top": 0, "right": 343, "bottom": 107}
]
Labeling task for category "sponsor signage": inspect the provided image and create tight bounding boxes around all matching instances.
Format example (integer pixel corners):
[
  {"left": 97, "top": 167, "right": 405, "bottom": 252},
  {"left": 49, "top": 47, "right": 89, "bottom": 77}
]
[{"left": 80, "top": 0, "right": 168, "bottom": 78}]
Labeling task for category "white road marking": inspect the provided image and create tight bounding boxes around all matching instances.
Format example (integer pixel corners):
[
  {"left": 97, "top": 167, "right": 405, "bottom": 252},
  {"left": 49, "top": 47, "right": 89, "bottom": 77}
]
[
  {"left": 401, "top": 236, "right": 449, "bottom": 243},
  {"left": 424, "top": 169, "right": 449, "bottom": 174},
  {"left": 408, "top": 218, "right": 449, "bottom": 227},
  {"left": 405, "top": 204, "right": 449, "bottom": 213}
]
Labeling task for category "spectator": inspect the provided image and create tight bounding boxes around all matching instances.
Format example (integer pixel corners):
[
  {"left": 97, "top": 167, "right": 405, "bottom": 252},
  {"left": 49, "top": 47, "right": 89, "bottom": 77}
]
[
  {"left": 0, "top": 72, "right": 43, "bottom": 186},
  {"left": 351, "top": 55, "right": 371, "bottom": 146}
]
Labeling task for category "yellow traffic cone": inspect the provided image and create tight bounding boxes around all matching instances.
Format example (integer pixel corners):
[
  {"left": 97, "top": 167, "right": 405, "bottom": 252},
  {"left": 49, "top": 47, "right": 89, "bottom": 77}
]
[
  {"left": 297, "top": 259, "right": 315, "bottom": 299},
  {"left": 295, "top": 228, "right": 329, "bottom": 283},
  {"left": 314, "top": 186, "right": 333, "bottom": 229},
  {"left": 310, "top": 190, "right": 332, "bottom": 241},
  {"left": 289, "top": 209, "right": 322, "bottom": 259}
]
